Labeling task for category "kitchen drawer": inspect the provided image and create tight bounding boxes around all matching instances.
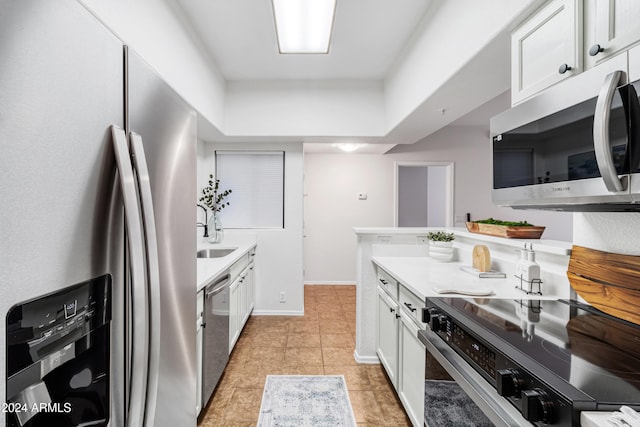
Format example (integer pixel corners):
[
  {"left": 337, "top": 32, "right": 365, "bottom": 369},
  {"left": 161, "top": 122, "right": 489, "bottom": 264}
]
[
  {"left": 376, "top": 268, "right": 398, "bottom": 300},
  {"left": 399, "top": 285, "right": 426, "bottom": 329},
  {"left": 230, "top": 253, "right": 249, "bottom": 280}
]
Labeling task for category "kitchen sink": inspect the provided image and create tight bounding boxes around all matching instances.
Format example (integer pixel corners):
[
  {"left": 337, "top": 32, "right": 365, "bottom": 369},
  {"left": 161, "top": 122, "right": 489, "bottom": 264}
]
[{"left": 197, "top": 248, "right": 237, "bottom": 259}]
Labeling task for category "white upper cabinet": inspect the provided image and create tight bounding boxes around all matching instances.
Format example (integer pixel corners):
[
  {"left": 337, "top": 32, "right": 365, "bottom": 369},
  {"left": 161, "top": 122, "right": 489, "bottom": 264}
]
[
  {"left": 511, "top": 0, "right": 583, "bottom": 105},
  {"left": 585, "top": 0, "right": 640, "bottom": 69}
]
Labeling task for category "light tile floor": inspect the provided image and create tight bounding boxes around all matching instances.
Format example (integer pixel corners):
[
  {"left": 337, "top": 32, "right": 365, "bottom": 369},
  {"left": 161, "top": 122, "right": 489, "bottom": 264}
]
[{"left": 198, "top": 284, "right": 412, "bottom": 427}]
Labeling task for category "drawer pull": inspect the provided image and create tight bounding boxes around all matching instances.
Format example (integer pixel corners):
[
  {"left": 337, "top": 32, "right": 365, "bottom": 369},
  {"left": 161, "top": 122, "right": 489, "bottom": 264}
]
[
  {"left": 404, "top": 302, "right": 417, "bottom": 312},
  {"left": 379, "top": 278, "right": 388, "bottom": 285}
]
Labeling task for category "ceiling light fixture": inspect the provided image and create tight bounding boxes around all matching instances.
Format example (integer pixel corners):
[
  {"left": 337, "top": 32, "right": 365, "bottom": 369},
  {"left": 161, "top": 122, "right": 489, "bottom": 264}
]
[
  {"left": 271, "top": 0, "right": 337, "bottom": 54},
  {"left": 332, "top": 143, "right": 366, "bottom": 152}
]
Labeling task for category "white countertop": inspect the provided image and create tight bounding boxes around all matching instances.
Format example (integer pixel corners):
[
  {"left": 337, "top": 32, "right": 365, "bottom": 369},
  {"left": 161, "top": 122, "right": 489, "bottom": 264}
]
[
  {"left": 356, "top": 227, "right": 572, "bottom": 256},
  {"left": 372, "top": 256, "right": 567, "bottom": 301},
  {"left": 196, "top": 233, "right": 257, "bottom": 292}
]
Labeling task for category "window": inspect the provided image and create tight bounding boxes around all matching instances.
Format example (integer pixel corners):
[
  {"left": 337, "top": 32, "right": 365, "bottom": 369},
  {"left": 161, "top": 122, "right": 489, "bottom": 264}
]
[{"left": 215, "top": 151, "right": 284, "bottom": 228}]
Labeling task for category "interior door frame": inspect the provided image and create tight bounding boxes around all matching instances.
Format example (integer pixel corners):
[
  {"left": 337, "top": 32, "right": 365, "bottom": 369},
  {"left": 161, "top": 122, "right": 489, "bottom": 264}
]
[{"left": 393, "top": 161, "right": 455, "bottom": 227}]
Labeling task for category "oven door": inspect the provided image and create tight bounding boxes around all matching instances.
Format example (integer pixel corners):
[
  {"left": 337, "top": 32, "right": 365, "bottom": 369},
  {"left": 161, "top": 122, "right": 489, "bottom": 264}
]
[
  {"left": 490, "top": 53, "right": 634, "bottom": 211},
  {"left": 420, "top": 328, "right": 532, "bottom": 427}
]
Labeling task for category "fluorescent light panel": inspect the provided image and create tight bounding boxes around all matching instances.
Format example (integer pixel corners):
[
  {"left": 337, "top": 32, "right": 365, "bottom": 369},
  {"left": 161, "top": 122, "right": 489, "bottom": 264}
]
[{"left": 272, "top": 0, "right": 337, "bottom": 54}]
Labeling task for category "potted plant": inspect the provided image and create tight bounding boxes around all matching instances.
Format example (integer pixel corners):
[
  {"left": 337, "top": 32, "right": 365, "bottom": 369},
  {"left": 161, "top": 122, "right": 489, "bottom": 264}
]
[
  {"left": 427, "top": 231, "right": 455, "bottom": 262},
  {"left": 199, "top": 174, "right": 232, "bottom": 243}
]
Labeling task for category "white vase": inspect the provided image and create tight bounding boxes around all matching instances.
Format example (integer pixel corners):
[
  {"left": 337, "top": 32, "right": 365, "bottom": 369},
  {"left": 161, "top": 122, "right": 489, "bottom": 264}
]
[{"left": 429, "top": 240, "right": 454, "bottom": 262}]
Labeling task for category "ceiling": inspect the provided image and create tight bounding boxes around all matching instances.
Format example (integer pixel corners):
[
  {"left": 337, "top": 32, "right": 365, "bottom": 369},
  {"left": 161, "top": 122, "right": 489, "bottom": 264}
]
[
  {"left": 169, "top": 0, "right": 534, "bottom": 153},
  {"left": 173, "top": 0, "right": 433, "bottom": 81}
]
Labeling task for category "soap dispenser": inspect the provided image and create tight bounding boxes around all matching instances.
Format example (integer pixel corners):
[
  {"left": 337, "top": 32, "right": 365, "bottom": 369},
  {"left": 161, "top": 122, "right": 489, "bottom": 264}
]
[{"left": 523, "top": 243, "right": 540, "bottom": 283}]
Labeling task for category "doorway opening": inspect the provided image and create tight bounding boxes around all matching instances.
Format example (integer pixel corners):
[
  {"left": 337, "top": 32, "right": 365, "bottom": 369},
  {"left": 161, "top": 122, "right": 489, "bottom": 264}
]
[{"left": 394, "top": 161, "right": 454, "bottom": 227}]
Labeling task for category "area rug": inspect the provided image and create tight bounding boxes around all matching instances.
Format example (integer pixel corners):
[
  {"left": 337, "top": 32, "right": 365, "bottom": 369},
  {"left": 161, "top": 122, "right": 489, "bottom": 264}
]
[
  {"left": 424, "top": 380, "right": 494, "bottom": 427},
  {"left": 257, "top": 375, "right": 357, "bottom": 427}
]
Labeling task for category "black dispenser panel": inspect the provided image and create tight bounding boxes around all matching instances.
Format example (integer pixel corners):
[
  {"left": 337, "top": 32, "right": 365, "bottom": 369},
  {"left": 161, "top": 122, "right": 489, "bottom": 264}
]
[{"left": 5, "top": 275, "right": 111, "bottom": 427}]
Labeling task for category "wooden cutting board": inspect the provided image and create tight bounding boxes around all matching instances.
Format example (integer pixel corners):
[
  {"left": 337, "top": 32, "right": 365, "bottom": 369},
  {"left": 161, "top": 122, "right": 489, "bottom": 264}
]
[
  {"left": 472, "top": 245, "right": 491, "bottom": 272},
  {"left": 567, "top": 245, "right": 640, "bottom": 325}
]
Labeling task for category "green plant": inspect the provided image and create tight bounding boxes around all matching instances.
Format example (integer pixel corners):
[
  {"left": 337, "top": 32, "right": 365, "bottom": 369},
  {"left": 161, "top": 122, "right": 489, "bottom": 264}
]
[
  {"left": 427, "top": 231, "right": 455, "bottom": 242},
  {"left": 474, "top": 218, "right": 533, "bottom": 226},
  {"left": 199, "top": 174, "right": 232, "bottom": 212}
]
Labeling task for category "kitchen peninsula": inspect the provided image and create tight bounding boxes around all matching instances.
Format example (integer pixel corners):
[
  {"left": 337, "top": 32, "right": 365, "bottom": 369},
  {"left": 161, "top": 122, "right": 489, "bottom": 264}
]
[
  {"left": 354, "top": 227, "right": 573, "bottom": 363},
  {"left": 354, "top": 227, "right": 573, "bottom": 426}
]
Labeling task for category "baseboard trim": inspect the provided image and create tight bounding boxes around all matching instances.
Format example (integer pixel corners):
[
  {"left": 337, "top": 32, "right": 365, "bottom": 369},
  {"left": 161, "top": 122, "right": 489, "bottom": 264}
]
[
  {"left": 251, "top": 309, "right": 304, "bottom": 316},
  {"left": 304, "top": 281, "right": 356, "bottom": 286},
  {"left": 354, "top": 350, "right": 380, "bottom": 364}
]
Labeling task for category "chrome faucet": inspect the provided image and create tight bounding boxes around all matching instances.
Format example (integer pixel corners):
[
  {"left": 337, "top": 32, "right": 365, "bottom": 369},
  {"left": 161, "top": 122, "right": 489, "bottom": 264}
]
[{"left": 197, "top": 204, "right": 209, "bottom": 238}]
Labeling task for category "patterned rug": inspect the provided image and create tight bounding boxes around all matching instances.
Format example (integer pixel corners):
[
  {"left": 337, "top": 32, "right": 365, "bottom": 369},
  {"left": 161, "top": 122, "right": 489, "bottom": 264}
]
[
  {"left": 424, "top": 380, "right": 494, "bottom": 427},
  {"left": 257, "top": 375, "right": 357, "bottom": 427}
]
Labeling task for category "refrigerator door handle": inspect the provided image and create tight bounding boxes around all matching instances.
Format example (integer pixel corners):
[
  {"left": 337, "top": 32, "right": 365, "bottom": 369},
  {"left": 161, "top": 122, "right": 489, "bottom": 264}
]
[
  {"left": 129, "top": 132, "right": 161, "bottom": 427},
  {"left": 111, "top": 125, "right": 149, "bottom": 427}
]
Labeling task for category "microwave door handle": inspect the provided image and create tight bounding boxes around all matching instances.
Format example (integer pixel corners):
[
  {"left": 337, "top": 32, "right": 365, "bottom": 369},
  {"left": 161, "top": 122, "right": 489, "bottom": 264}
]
[
  {"left": 594, "top": 70, "right": 625, "bottom": 192},
  {"left": 110, "top": 126, "right": 149, "bottom": 427},
  {"left": 129, "top": 132, "right": 161, "bottom": 427}
]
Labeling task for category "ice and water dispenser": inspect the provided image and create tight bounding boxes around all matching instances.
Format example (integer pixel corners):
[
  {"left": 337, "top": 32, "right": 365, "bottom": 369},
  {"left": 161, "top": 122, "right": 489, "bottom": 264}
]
[{"left": 5, "top": 275, "right": 111, "bottom": 426}]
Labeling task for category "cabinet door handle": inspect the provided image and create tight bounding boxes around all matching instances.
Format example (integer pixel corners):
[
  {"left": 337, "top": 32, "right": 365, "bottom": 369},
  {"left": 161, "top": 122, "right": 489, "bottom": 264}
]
[
  {"left": 558, "top": 64, "right": 572, "bottom": 74},
  {"left": 395, "top": 314, "right": 401, "bottom": 319},
  {"left": 404, "top": 302, "right": 417, "bottom": 312},
  {"left": 589, "top": 44, "right": 604, "bottom": 56},
  {"left": 389, "top": 307, "right": 395, "bottom": 313},
  {"left": 379, "top": 278, "right": 388, "bottom": 285}
]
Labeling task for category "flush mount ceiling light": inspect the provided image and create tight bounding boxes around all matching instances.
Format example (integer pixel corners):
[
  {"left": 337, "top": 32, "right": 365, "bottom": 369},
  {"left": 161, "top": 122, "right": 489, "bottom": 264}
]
[
  {"left": 271, "top": 0, "right": 337, "bottom": 54},
  {"left": 332, "top": 143, "right": 366, "bottom": 152}
]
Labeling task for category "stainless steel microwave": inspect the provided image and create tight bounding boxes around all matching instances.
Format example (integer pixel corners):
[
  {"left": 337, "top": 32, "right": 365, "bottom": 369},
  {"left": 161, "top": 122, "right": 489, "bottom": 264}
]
[{"left": 490, "top": 53, "right": 640, "bottom": 211}]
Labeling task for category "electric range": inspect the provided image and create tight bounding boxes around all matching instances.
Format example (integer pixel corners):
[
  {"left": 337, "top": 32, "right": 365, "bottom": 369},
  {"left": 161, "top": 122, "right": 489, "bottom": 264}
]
[{"left": 424, "top": 297, "right": 640, "bottom": 426}]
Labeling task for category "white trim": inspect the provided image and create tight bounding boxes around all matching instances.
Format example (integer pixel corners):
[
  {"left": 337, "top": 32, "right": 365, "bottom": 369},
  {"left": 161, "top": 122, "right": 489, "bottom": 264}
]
[
  {"left": 393, "top": 161, "right": 455, "bottom": 228},
  {"left": 353, "top": 350, "right": 380, "bottom": 364},
  {"left": 251, "top": 309, "right": 304, "bottom": 316},
  {"left": 304, "top": 281, "right": 355, "bottom": 286}
]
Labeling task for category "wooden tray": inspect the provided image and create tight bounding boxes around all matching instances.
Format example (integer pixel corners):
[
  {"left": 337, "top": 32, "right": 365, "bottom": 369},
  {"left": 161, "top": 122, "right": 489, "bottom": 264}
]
[
  {"left": 465, "top": 222, "right": 545, "bottom": 239},
  {"left": 567, "top": 245, "right": 640, "bottom": 325}
]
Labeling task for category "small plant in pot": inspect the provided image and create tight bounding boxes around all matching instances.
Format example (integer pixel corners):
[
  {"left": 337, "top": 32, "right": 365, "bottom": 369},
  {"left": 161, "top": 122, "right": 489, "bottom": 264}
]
[{"left": 427, "top": 231, "right": 455, "bottom": 262}]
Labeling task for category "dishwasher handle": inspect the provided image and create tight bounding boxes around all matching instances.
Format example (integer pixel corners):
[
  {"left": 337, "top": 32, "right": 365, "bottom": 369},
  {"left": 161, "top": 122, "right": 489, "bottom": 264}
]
[{"left": 206, "top": 273, "right": 231, "bottom": 298}]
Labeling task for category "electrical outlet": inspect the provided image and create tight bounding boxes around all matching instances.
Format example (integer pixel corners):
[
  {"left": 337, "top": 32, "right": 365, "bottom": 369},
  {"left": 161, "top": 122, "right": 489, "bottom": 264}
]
[{"left": 279, "top": 292, "right": 286, "bottom": 303}]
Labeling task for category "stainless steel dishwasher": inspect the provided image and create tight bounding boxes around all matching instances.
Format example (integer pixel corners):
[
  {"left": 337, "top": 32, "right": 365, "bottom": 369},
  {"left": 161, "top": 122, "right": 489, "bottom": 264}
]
[{"left": 202, "top": 272, "right": 231, "bottom": 406}]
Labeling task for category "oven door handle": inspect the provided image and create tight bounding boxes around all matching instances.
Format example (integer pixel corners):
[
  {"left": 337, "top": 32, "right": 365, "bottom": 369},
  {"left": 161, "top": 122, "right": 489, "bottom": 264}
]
[
  {"left": 594, "top": 70, "right": 626, "bottom": 193},
  {"left": 422, "top": 328, "right": 530, "bottom": 427}
]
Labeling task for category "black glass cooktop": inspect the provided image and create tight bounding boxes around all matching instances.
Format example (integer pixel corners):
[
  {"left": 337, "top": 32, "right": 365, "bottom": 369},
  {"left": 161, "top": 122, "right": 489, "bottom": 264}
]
[{"left": 430, "top": 297, "right": 640, "bottom": 405}]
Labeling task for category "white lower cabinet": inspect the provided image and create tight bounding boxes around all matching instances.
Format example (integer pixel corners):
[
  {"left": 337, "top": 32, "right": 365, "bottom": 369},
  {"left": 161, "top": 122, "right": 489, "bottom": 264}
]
[
  {"left": 229, "top": 249, "right": 256, "bottom": 352},
  {"left": 376, "top": 287, "right": 399, "bottom": 387},
  {"left": 375, "top": 268, "right": 426, "bottom": 427},
  {"left": 229, "top": 278, "right": 241, "bottom": 350},
  {"left": 399, "top": 312, "right": 426, "bottom": 427}
]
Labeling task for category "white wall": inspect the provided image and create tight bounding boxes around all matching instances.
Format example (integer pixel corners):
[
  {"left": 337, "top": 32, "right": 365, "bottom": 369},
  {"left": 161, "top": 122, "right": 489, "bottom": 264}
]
[
  {"left": 304, "top": 125, "right": 573, "bottom": 283},
  {"left": 78, "top": 0, "right": 226, "bottom": 131},
  {"left": 224, "top": 80, "right": 385, "bottom": 137},
  {"left": 304, "top": 154, "right": 393, "bottom": 283},
  {"left": 200, "top": 142, "right": 305, "bottom": 315},
  {"left": 573, "top": 213, "right": 640, "bottom": 255}
]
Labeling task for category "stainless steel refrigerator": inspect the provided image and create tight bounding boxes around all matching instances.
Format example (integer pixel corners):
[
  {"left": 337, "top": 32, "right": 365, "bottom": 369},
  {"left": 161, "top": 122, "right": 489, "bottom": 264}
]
[{"left": 0, "top": 1, "right": 196, "bottom": 426}]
